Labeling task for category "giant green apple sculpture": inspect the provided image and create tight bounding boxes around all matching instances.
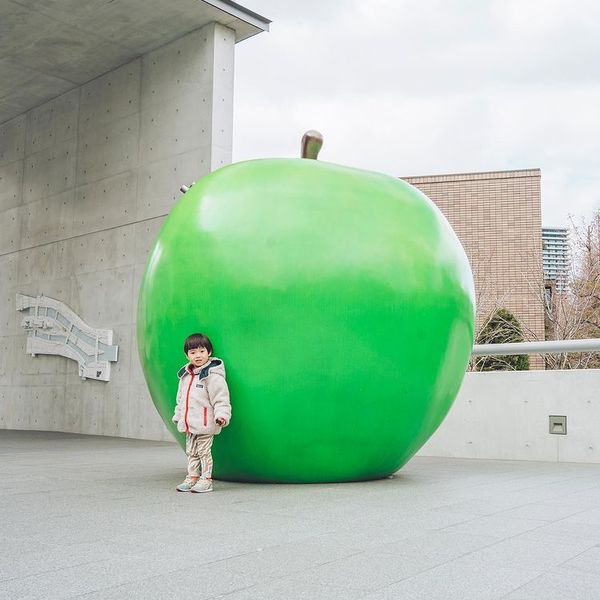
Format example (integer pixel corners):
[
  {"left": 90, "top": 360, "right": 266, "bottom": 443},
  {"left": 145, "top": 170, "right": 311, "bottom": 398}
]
[{"left": 137, "top": 131, "right": 475, "bottom": 483}]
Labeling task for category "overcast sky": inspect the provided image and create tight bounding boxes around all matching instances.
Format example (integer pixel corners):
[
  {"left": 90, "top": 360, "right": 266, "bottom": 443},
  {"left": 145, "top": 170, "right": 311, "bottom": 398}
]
[{"left": 232, "top": 0, "right": 600, "bottom": 228}]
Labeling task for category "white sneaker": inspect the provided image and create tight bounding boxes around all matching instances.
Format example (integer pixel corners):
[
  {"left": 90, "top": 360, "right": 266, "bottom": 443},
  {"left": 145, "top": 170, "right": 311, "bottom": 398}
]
[
  {"left": 191, "top": 478, "right": 213, "bottom": 493},
  {"left": 176, "top": 476, "right": 198, "bottom": 492}
]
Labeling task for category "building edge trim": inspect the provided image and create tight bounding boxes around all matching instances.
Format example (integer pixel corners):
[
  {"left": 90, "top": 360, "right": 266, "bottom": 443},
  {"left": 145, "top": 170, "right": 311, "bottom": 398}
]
[
  {"left": 403, "top": 168, "right": 541, "bottom": 184},
  {"left": 202, "top": 0, "right": 271, "bottom": 32}
]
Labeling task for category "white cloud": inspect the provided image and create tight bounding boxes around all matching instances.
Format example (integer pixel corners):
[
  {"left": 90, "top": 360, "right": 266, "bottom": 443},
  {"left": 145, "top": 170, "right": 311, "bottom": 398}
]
[{"left": 233, "top": 0, "right": 600, "bottom": 225}]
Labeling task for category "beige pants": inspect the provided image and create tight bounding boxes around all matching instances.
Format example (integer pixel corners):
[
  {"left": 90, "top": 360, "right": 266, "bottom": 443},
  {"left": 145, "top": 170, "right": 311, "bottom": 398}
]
[{"left": 186, "top": 433, "right": 214, "bottom": 478}]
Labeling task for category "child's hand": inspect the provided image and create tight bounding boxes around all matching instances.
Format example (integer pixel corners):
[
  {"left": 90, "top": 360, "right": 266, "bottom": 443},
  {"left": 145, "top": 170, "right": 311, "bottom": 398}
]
[{"left": 216, "top": 417, "right": 227, "bottom": 427}]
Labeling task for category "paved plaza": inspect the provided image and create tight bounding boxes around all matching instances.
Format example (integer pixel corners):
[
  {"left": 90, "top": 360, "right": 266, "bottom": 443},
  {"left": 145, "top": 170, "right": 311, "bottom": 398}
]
[{"left": 2, "top": 431, "right": 600, "bottom": 599}]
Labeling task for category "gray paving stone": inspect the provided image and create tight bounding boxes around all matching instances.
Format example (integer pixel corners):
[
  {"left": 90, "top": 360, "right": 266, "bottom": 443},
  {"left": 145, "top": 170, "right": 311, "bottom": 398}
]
[
  {"left": 560, "top": 507, "right": 600, "bottom": 525},
  {"left": 217, "top": 537, "right": 364, "bottom": 579},
  {"left": 502, "top": 567, "right": 600, "bottom": 599},
  {"left": 373, "top": 529, "right": 499, "bottom": 562},
  {"left": 446, "top": 537, "right": 591, "bottom": 572},
  {"left": 3, "top": 431, "right": 600, "bottom": 600},
  {"left": 361, "top": 559, "right": 542, "bottom": 599},
  {"left": 517, "top": 520, "right": 600, "bottom": 547},
  {"left": 492, "top": 501, "right": 592, "bottom": 522},
  {"left": 285, "top": 550, "right": 438, "bottom": 592},
  {"left": 439, "top": 514, "right": 549, "bottom": 539},
  {"left": 558, "top": 546, "right": 600, "bottom": 575},
  {"left": 209, "top": 578, "right": 369, "bottom": 600}
]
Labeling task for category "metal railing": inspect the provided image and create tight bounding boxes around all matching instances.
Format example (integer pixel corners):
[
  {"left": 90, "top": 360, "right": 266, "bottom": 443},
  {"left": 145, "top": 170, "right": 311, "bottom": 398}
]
[{"left": 472, "top": 338, "right": 600, "bottom": 356}]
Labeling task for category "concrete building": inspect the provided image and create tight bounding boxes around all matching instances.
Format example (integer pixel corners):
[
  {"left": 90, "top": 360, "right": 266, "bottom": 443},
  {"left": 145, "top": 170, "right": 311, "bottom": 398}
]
[
  {"left": 542, "top": 227, "right": 570, "bottom": 293},
  {"left": 0, "top": 0, "right": 269, "bottom": 438},
  {"left": 403, "top": 169, "right": 546, "bottom": 363}
]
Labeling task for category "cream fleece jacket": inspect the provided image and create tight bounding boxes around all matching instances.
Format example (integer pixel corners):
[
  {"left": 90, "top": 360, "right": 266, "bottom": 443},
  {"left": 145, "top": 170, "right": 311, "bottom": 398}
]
[{"left": 172, "top": 358, "right": 231, "bottom": 435}]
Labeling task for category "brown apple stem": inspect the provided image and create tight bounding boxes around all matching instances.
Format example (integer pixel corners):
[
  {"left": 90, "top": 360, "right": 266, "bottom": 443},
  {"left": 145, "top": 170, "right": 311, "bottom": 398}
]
[{"left": 301, "top": 130, "right": 323, "bottom": 159}]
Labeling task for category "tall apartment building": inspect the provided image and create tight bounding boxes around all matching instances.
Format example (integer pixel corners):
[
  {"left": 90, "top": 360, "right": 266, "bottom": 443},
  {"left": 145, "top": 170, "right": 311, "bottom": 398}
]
[
  {"left": 542, "top": 227, "right": 570, "bottom": 292},
  {"left": 403, "top": 169, "right": 545, "bottom": 367}
]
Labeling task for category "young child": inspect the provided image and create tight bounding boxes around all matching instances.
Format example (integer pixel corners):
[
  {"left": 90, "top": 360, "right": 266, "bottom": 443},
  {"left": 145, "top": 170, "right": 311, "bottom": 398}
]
[{"left": 172, "top": 333, "right": 231, "bottom": 493}]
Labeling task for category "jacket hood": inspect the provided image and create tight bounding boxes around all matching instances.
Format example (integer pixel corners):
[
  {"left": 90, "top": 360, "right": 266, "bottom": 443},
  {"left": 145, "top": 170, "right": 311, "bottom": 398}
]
[{"left": 177, "top": 358, "right": 225, "bottom": 380}]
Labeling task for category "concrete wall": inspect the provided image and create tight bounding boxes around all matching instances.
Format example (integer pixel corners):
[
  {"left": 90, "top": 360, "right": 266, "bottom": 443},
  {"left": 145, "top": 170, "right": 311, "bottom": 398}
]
[
  {"left": 0, "top": 23, "right": 235, "bottom": 440},
  {"left": 418, "top": 369, "right": 600, "bottom": 463}
]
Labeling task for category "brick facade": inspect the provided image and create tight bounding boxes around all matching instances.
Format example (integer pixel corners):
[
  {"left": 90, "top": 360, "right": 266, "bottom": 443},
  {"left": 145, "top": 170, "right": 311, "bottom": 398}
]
[{"left": 403, "top": 169, "right": 545, "bottom": 368}]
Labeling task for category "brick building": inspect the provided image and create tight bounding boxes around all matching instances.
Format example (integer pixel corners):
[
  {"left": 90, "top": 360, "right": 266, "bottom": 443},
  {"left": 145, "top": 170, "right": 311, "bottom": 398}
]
[{"left": 403, "top": 169, "right": 545, "bottom": 365}]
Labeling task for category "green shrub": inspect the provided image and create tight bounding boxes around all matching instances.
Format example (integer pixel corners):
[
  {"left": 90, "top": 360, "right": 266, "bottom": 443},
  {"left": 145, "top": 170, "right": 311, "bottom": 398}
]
[{"left": 475, "top": 308, "right": 530, "bottom": 371}]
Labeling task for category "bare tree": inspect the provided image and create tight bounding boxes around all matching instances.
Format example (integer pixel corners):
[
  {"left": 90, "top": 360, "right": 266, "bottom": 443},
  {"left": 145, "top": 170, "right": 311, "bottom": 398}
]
[
  {"left": 521, "top": 210, "right": 600, "bottom": 369},
  {"left": 562, "top": 209, "right": 600, "bottom": 368}
]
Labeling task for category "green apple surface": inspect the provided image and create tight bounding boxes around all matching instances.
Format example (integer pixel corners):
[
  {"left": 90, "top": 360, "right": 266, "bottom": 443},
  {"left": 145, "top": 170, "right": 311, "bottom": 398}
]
[{"left": 137, "top": 158, "right": 475, "bottom": 482}]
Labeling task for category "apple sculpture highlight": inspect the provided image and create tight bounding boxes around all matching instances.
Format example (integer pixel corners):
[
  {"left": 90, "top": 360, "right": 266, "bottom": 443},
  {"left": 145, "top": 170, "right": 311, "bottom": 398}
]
[{"left": 137, "top": 131, "right": 475, "bottom": 483}]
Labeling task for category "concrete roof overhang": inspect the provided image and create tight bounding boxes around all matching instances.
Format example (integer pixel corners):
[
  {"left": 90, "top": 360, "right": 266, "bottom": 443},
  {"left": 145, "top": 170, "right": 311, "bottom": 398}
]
[{"left": 0, "top": 0, "right": 270, "bottom": 124}]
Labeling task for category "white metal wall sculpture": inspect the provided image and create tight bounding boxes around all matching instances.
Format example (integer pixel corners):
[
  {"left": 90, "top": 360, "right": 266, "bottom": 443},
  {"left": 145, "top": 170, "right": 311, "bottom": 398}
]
[{"left": 16, "top": 294, "right": 119, "bottom": 381}]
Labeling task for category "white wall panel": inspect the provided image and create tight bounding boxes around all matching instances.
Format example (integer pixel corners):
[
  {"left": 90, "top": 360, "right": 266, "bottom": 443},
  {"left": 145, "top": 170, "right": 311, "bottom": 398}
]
[
  {"left": 72, "top": 171, "right": 137, "bottom": 236},
  {"left": 76, "top": 113, "right": 139, "bottom": 186},
  {"left": 0, "top": 115, "right": 26, "bottom": 166},
  {"left": 67, "top": 226, "right": 135, "bottom": 275},
  {"left": 419, "top": 370, "right": 600, "bottom": 464},
  {"left": 19, "top": 190, "right": 74, "bottom": 247},
  {"left": 140, "top": 28, "right": 213, "bottom": 108},
  {"left": 139, "top": 92, "right": 212, "bottom": 164},
  {"left": 16, "top": 241, "right": 71, "bottom": 285},
  {"left": 0, "top": 160, "right": 23, "bottom": 212},
  {"left": 0, "top": 335, "right": 16, "bottom": 386},
  {"left": 79, "top": 62, "right": 141, "bottom": 129},
  {"left": 22, "top": 139, "right": 77, "bottom": 204},
  {"left": 0, "top": 206, "right": 22, "bottom": 254},
  {"left": 71, "top": 267, "right": 134, "bottom": 327},
  {"left": 101, "top": 384, "right": 131, "bottom": 438},
  {"left": 25, "top": 88, "right": 78, "bottom": 155}
]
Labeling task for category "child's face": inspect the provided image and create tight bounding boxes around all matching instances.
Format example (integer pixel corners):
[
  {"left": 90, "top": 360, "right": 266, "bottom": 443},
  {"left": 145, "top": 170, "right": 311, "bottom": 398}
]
[{"left": 187, "top": 346, "right": 211, "bottom": 368}]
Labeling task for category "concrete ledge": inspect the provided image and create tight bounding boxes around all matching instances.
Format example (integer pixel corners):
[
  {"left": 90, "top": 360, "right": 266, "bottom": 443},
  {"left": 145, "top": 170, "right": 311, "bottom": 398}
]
[{"left": 419, "top": 369, "right": 600, "bottom": 463}]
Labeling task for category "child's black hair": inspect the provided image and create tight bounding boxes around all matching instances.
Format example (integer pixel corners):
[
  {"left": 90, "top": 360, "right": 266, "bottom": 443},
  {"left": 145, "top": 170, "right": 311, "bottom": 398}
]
[{"left": 183, "top": 333, "right": 213, "bottom": 355}]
